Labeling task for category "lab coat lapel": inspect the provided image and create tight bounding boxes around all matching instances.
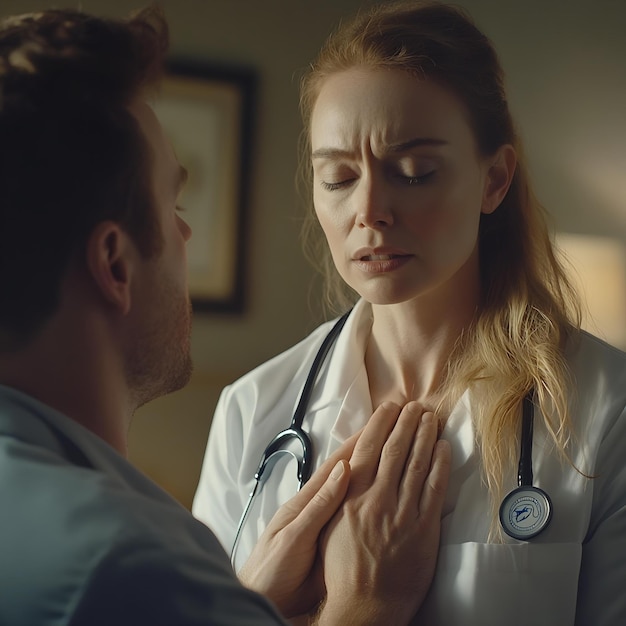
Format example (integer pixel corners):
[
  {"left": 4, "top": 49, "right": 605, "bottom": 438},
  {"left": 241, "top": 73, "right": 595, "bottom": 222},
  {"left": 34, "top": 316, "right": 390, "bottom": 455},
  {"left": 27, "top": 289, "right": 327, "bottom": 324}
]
[
  {"left": 441, "top": 390, "right": 474, "bottom": 474},
  {"left": 298, "top": 300, "right": 374, "bottom": 467}
]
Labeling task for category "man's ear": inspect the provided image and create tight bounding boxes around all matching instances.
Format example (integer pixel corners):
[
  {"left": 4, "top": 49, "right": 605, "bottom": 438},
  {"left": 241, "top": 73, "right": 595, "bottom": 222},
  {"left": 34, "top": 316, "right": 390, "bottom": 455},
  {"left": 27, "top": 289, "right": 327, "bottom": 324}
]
[
  {"left": 85, "top": 222, "right": 135, "bottom": 316},
  {"left": 481, "top": 144, "right": 517, "bottom": 215}
]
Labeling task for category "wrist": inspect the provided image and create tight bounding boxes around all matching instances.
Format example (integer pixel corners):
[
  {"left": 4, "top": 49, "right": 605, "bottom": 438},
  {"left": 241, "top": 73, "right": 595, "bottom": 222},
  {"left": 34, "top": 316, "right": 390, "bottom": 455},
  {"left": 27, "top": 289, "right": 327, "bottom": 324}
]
[{"left": 314, "top": 597, "right": 414, "bottom": 626}]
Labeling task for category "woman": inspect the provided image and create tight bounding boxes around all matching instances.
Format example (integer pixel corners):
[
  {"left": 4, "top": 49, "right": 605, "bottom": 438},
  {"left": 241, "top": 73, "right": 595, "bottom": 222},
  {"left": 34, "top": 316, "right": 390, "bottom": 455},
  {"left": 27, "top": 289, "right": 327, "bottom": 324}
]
[{"left": 193, "top": 2, "right": 626, "bottom": 623}]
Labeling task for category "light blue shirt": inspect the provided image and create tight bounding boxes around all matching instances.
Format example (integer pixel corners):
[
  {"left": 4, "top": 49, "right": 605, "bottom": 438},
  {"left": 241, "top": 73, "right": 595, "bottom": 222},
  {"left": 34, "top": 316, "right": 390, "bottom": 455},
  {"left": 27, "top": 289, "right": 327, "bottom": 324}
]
[{"left": 0, "top": 385, "right": 286, "bottom": 625}]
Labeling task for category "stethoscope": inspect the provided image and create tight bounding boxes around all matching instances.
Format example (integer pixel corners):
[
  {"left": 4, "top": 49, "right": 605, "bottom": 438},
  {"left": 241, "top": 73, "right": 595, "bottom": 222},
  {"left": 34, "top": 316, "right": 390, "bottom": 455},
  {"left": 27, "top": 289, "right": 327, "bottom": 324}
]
[
  {"left": 230, "top": 310, "right": 351, "bottom": 565},
  {"left": 499, "top": 392, "right": 553, "bottom": 540},
  {"left": 231, "top": 310, "right": 552, "bottom": 565}
]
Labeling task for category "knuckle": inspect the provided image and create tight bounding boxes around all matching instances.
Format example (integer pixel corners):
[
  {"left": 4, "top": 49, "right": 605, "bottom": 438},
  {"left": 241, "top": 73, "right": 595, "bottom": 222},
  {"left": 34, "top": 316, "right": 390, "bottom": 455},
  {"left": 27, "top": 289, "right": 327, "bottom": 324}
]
[
  {"left": 352, "top": 439, "right": 378, "bottom": 460},
  {"left": 279, "top": 524, "right": 300, "bottom": 548},
  {"left": 382, "top": 439, "right": 404, "bottom": 460},
  {"left": 427, "top": 473, "right": 448, "bottom": 496},
  {"left": 359, "top": 439, "right": 378, "bottom": 454},
  {"left": 310, "top": 488, "right": 333, "bottom": 509},
  {"left": 407, "top": 456, "right": 429, "bottom": 478}
]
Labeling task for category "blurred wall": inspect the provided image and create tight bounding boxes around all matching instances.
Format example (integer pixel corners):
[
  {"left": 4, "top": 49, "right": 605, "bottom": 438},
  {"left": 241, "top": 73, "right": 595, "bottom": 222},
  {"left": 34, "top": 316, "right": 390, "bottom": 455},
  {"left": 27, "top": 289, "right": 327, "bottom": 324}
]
[{"left": 2, "top": 0, "right": 625, "bottom": 508}]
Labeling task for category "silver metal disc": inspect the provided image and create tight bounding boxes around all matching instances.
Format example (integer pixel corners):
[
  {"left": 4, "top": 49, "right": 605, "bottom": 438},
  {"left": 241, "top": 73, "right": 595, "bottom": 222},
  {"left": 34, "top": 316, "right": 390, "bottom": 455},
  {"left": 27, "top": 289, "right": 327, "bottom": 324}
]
[{"left": 499, "top": 486, "right": 552, "bottom": 540}]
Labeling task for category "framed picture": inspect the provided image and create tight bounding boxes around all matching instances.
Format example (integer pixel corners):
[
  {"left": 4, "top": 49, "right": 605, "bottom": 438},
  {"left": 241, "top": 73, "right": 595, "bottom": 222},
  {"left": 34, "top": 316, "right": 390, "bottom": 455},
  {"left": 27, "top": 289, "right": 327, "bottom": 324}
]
[{"left": 152, "top": 61, "right": 255, "bottom": 312}]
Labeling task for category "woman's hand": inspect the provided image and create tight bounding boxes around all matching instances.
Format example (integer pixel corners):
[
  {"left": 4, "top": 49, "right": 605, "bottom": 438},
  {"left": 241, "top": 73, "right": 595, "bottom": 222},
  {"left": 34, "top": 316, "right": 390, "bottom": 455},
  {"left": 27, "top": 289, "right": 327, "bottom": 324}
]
[{"left": 317, "top": 401, "right": 451, "bottom": 625}]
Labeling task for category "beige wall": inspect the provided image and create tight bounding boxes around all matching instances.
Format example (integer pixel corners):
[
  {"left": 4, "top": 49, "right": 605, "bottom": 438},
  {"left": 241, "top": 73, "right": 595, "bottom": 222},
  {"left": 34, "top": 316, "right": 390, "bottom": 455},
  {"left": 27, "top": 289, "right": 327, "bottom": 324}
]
[{"left": 3, "top": 0, "right": 625, "bottom": 508}]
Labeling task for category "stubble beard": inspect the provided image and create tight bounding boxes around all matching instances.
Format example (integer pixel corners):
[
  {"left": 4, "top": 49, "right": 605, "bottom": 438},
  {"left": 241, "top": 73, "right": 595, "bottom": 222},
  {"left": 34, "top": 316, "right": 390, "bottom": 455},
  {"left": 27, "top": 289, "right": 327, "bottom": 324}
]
[{"left": 127, "top": 292, "right": 194, "bottom": 411}]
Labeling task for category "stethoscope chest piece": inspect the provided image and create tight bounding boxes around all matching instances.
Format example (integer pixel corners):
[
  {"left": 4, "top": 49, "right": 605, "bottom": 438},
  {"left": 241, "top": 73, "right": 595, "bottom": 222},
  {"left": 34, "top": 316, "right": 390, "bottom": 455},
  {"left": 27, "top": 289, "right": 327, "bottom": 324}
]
[{"left": 499, "top": 485, "right": 552, "bottom": 540}]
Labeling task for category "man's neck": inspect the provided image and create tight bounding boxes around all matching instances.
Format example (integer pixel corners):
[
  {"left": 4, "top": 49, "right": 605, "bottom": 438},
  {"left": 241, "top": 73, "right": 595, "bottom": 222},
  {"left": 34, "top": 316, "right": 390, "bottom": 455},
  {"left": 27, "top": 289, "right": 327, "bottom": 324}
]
[{"left": 0, "top": 314, "right": 132, "bottom": 456}]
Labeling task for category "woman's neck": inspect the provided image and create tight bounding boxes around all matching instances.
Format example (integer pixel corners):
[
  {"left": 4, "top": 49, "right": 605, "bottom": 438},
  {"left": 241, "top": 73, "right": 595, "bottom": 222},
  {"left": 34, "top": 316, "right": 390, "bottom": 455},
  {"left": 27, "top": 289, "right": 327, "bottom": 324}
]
[{"left": 365, "top": 292, "right": 477, "bottom": 412}]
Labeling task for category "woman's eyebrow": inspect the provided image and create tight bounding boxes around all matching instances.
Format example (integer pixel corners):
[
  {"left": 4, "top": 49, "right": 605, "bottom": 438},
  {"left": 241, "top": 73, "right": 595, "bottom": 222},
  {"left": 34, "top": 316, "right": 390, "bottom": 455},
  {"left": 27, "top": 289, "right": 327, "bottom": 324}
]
[
  {"left": 386, "top": 137, "right": 448, "bottom": 153},
  {"left": 312, "top": 137, "right": 448, "bottom": 160},
  {"left": 311, "top": 147, "right": 354, "bottom": 160}
]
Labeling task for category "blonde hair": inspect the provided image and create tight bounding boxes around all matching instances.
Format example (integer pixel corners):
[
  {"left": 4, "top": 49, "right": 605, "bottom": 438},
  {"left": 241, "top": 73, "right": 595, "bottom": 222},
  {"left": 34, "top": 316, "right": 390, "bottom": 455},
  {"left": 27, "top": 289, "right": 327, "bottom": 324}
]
[{"left": 298, "top": 1, "right": 582, "bottom": 533}]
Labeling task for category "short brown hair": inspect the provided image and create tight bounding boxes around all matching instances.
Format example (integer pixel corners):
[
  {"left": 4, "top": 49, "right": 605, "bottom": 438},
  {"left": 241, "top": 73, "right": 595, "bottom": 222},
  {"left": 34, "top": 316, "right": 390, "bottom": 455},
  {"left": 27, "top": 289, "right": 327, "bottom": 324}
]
[{"left": 0, "top": 5, "right": 168, "bottom": 350}]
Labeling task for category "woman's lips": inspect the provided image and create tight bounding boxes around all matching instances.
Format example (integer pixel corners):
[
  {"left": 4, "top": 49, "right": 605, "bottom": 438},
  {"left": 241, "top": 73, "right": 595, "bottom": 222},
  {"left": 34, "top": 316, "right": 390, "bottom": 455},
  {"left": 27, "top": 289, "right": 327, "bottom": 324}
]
[{"left": 352, "top": 252, "right": 413, "bottom": 273}]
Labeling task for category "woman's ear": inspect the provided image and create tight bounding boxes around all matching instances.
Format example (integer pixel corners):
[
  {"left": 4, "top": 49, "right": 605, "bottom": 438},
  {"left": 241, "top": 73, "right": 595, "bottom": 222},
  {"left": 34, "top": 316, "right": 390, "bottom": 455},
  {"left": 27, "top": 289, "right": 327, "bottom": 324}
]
[
  {"left": 85, "top": 222, "right": 134, "bottom": 316},
  {"left": 481, "top": 144, "right": 517, "bottom": 215}
]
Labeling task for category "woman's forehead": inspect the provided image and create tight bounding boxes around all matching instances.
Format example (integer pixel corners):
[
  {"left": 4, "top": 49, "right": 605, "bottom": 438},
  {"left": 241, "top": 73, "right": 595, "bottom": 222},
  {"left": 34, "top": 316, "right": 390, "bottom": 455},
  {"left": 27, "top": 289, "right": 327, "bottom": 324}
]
[{"left": 310, "top": 68, "right": 475, "bottom": 153}]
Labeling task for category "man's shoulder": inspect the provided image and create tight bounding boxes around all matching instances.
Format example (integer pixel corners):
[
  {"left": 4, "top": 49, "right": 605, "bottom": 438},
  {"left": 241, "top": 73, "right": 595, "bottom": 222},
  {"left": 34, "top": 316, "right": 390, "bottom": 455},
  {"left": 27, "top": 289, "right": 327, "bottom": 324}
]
[
  {"left": 0, "top": 431, "right": 253, "bottom": 624},
  {"left": 0, "top": 431, "right": 199, "bottom": 551}
]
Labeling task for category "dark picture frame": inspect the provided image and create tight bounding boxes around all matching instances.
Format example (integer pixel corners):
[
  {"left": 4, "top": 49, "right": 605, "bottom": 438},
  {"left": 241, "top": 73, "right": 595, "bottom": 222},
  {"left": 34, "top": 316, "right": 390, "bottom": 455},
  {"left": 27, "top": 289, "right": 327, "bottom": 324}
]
[{"left": 152, "top": 60, "right": 255, "bottom": 313}]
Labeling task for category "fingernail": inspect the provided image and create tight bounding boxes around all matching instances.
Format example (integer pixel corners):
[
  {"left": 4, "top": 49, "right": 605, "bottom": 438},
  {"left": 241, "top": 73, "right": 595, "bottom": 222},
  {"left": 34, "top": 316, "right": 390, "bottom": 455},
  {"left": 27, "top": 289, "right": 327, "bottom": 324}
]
[
  {"left": 330, "top": 460, "right": 345, "bottom": 480},
  {"left": 406, "top": 401, "right": 422, "bottom": 415},
  {"left": 421, "top": 412, "right": 434, "bottom": 424},
  {"left": 380, "top": 400, "right": 399, "bottom": 411}
]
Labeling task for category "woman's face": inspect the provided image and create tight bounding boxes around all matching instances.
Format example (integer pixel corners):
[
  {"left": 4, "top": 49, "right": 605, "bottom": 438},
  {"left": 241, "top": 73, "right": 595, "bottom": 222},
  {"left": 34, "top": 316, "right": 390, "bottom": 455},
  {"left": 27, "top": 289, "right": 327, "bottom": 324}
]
[{"left": 310, "top": 67, "right": 501, "bottom": 308}]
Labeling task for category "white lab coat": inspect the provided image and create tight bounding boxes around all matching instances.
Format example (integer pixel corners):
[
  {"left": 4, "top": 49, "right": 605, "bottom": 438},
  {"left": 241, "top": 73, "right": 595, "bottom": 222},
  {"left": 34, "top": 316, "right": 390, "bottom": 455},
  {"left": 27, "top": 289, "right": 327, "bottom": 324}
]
[{"left": 193, "top": 298, "right": 626, "bottom": 625}]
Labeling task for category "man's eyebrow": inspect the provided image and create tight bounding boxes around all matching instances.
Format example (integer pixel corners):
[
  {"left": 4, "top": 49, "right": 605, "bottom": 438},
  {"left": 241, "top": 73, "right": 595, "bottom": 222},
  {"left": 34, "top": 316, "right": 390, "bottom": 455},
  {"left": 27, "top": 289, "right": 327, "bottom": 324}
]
[{"left": 312, "top": 137, "right": 448, "bottom": 159}]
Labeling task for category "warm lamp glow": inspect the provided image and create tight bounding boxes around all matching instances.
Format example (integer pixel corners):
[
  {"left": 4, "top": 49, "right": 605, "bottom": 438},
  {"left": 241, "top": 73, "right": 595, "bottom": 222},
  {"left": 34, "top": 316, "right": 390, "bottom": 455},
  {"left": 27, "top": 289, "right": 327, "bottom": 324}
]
[{"left": 556, "top": 233, "right": 626, "bottom": 350}]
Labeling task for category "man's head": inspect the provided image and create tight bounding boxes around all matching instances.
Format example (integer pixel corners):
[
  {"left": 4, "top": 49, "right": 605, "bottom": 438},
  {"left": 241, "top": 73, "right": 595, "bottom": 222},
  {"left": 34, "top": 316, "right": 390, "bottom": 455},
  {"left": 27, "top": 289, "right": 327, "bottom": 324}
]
[
  {"left": 0, "top": 6, "right": 168, "bottom": 352},
  {"left": 0, "top": 6, "right": 194, "bottom": 411}
]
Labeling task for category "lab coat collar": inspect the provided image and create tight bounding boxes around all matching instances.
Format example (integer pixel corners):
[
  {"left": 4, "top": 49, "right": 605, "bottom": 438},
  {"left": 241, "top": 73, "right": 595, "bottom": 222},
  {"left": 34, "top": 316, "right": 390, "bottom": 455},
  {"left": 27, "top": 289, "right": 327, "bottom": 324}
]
[
  {"left": 441, "top": 389, "right": 475, "bottom": 474},
  {"left": 300, "top": 300, "right": 374, "bottom": 444}
]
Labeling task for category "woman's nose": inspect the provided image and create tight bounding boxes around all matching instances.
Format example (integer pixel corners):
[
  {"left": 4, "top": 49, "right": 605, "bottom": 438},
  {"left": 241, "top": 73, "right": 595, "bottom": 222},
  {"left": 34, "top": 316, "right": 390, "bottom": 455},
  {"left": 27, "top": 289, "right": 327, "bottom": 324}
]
[{"left": 356, "top": 176, "right": 394, "bottom": 229}]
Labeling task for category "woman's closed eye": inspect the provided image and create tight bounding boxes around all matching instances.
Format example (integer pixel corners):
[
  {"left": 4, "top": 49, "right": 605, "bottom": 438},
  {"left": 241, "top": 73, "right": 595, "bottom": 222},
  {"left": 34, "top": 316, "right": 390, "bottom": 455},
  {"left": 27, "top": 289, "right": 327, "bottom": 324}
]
[
  {"left": 393, "top": 157, "right": 438, "bottom": 186},
  {"left": 403, "top": 170, "right": 436, "bottom": 185},
  {"left": 320, "top": 177, "right": 357, "bottom": 191},
  {"left": 317, "top": 165, "right": 358, "bottom": 191}
]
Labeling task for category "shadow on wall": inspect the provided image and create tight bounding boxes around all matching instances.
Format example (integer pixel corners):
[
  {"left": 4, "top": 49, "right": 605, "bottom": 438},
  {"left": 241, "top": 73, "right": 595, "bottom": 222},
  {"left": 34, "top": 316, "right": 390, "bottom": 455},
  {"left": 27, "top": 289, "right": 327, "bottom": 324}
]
[{"left": 128, "top": 370, "right": 234, "bottom": 509}]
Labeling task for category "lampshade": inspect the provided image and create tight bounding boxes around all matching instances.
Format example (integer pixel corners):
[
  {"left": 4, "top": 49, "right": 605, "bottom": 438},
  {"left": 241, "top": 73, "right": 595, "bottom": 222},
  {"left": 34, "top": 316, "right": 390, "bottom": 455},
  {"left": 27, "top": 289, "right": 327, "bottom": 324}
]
[{"left": 555, "top": 233, "right": 626, "bottom": 350}]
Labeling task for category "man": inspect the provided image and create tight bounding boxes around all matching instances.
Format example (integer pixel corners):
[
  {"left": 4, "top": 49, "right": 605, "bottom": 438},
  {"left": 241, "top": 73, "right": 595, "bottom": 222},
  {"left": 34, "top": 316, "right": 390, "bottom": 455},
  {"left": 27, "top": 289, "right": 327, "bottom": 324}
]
[{"left": 0, "top": 6, "right": 449, "bottom": 625}]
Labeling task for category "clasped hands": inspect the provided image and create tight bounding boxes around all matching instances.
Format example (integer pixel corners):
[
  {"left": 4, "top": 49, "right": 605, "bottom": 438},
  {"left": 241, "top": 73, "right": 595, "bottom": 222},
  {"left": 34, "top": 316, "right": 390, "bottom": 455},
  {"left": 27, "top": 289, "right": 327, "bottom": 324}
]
[{"left": 238, "top": 401, "right": 451, "bottom": 625}]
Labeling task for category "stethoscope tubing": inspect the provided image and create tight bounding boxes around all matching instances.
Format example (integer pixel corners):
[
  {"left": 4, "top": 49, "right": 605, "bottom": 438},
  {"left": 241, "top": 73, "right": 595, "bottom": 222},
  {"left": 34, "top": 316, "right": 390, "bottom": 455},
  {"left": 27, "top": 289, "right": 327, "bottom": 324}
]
[
  {"left": 519, "top": 393, "right": 535, "bottom": 487},
  {"left": 289, "top": 310, "right": 352, "bottom": 434}
]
